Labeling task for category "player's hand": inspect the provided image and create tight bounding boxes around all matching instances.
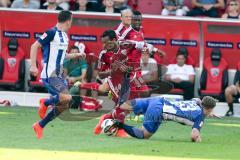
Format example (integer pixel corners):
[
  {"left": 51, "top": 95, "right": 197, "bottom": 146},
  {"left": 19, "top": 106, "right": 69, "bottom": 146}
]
[
  {"left": 74, "top": 42, "right": 86, "bottom": 54},
  {"left": 135, "top": 41, "right": 145, "bottom": 50},
  {"left": 112, "top": 61, "right": 130, "bottom": 73},
  {"left": 73, "top": 81, "right": 82, "bottom": 87},
  {"left": 193, "top": 136, "right": 202, "bottom": 143},
  {"left": 76, "top": 52, "right": 86, "bottom": 59},
  {"left": 191, "top": 128, "right": 201, "bottom": 143},
  {"left": 119, "top": 63, "right": 129, "bottom": 72},
  {"left": 30, "top": 65, "right": 38, "bottom": 77},
  {"left": 156, "top": 49, "right": 166, "bottom": 57}
]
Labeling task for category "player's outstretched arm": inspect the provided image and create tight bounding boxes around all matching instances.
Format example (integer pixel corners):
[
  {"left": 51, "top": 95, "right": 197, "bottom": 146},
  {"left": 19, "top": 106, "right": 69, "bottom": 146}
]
[
  {"left": 30, "top": 41, "right": 41, "bottom": 77},
  {"left": 191, "top": 128, "right": 202, "bottom": 143},
  {"left": 65, "top": 52, "right": 86, "bottom": 59}
]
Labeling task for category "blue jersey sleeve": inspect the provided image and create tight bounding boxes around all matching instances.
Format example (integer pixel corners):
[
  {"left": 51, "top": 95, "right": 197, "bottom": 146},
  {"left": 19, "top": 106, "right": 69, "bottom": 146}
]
[
  {"left": 192, "top": 114, "right": 204, "bottom": 131},
  {"left": 38, "top": 28, "right": 56, "bottom": 46}
]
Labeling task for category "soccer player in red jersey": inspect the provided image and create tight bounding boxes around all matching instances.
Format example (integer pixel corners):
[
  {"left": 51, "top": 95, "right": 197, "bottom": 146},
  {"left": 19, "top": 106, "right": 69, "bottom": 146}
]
[
  {"left": 94, "top": 9, "right": 150, "bottom": 134},
  {"left": 95, "top": 10, "right": 167, "bottom": 136}
]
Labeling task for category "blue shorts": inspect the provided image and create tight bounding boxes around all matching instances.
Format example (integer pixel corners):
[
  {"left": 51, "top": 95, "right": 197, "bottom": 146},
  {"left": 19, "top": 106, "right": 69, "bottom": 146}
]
[
  {"left": 130, "top": 97, "right": 164, "bottom": 134},
  {"left": 42, "top": 77, "right": 68, "bottom": 96}
]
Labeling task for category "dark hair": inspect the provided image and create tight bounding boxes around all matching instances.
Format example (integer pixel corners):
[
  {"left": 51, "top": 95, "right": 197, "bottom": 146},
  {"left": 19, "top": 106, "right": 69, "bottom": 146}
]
[
  {"left": 70, "top": 45, "right": 79, "bottom": 52},
  {"left": 101, "top": 30, "right": 116, "bottom": 40},
  {"left": 8, "top": 38, "right": 18, "bottom": 56},
  {"left": 176, "top": 47, "right": 188, "bottom": 58},
  {"left": 58, "top": 10, "right": 72, "bottom": 23},
  {"left": 211, "top": 48, "right": 221, "bottom": 60},
  {"left": 133, "top": 10, "right": 142, "bottom": 16},
  {"left": 201, "top": 96, "right": 217, "bottom": 109},
  {"left": 176, "top": 52, "right": 187, "bottom": 58}
]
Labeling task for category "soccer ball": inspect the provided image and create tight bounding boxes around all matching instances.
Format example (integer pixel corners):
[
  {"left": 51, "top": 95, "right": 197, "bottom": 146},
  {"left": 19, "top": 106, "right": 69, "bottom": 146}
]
[{"left": 101, "top": 119, "right": 118, "bottom": 136}]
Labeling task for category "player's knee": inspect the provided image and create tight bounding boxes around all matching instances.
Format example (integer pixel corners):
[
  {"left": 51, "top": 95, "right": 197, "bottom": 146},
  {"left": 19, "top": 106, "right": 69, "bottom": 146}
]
[
  {"left": 225, "top": 86, "right": 233, "bottom": 96},
  {"left": 60, "top": 94, "right": 72, "bottom": 104},
  {"left": 58, "top": 104, "right": 69, "bottom": 112},
  {"left": 65, "top": 94, "right": 72, "bottom": 102},
  {"left": 142, "top": 128, "right": 153, "bottom": 139},
  {"left": 144, "top": 134, "right": 152, "bottom": 139}
]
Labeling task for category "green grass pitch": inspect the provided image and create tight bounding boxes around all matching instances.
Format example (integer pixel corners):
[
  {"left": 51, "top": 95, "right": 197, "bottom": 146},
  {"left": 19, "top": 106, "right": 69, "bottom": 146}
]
[{"left": 0, "top": 107, "right": 240, "bottom": 160}]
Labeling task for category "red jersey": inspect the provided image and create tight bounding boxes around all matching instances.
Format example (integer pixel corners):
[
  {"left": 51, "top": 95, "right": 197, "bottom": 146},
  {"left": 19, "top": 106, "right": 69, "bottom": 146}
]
[
  {"left": 107, "top": 48, "right": 129, "bottom": 100},
  {"left": 110, "top": 48, "right": 129, "bottom": 80},
  {"left": 114, "top": 23, "right": 133, "bottom": 41},
  {"left": 97, "top": 50, "right": 114, "bottom": 72},
  {"left": 115, "top": 23, "right": 145, "bottom": 70},
  {"left": 126, "top": 29, "right": 144, "bottom": 70},
  {"left": 138, "top": 27, "right": 145, "bottom": 39}
]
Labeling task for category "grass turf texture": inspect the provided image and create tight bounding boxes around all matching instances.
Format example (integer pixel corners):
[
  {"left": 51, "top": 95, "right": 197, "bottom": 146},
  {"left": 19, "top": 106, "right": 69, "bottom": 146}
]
[{"left": 0, "top": 107, "right": 239, "bottom": 160}]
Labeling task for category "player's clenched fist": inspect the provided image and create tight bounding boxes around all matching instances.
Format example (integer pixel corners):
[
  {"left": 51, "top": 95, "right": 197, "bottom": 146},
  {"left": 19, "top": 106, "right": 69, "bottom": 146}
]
[{"left": 191, "top": 128, "right": 201, "bottom": 143}]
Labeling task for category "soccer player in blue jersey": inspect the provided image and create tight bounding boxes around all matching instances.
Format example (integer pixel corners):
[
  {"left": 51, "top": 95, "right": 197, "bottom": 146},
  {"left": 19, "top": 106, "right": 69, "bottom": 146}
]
[
  {"left": 30, "top": 11, "right": 85, "bottom": 139},
  {"left": 110, "top": 96, "right": 217, "bottom": 142}
]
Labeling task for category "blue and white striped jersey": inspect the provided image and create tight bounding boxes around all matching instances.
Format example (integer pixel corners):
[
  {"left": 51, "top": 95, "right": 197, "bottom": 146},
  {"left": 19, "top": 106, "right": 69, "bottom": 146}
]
[
  {"left": 162, "top": 98, "right": 205, "bottom": 130},
  {"left": 38, "top": 26, "right": 69, "bottom": 79}
]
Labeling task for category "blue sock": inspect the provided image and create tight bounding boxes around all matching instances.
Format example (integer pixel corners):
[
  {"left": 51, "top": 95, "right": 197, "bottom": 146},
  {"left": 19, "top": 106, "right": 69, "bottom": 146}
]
[
  {"left": 39, "top": 107, "right": 60, "bottom": 128},
  {"left": 44, "top": 95, "right": 59, "bottom": 106},
  {"left": 122, "top": 124, "right": 144, "bottom": 139},
  {"left": 118, "top": 76, "right": 130, "bottom": 105}
]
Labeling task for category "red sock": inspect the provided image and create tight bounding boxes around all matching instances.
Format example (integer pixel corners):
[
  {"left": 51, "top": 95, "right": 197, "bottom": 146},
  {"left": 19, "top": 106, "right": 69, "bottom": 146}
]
[
  {"left": 117, "top": 112, "right": 126, "bottom": 123},
  {"left": 104, "top": 113, "right": 113, "bottom": 119},
  {"left": 112, "top": 106, "right": 125, "bottom": 119},
  {"left": 80, "top": 82, "right": 100, "bottom": 91}
]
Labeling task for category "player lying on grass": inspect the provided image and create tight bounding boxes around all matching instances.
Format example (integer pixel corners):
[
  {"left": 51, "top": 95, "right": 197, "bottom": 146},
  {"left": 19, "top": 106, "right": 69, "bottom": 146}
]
[{"left": 107, "top": 96, "right": 217, "bottom": 142}]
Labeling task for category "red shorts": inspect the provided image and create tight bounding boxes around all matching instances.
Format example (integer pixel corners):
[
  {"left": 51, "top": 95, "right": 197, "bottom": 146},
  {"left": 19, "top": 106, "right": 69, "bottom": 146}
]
[
  {"left": 107, "top": 71, "right": 150, "bottom": 102},
  {"left": 129, "top": 71, "right": 149, "bottom": 99}
]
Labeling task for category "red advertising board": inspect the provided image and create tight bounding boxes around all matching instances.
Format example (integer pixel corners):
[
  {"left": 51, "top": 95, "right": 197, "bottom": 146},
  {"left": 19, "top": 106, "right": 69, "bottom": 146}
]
[
  {"left": 0, "top": 9, "right": 240, "bottom": 69},
  {"left": 202, "top": 21, "right": 240, "bottom": 69}
]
